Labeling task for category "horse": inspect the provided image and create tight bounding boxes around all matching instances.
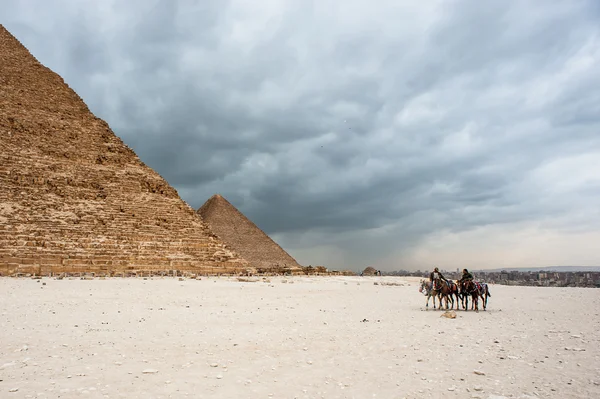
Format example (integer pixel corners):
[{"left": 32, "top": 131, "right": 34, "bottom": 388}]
[
  {"left": 476, "top": 281, "right": 491, "bottom": 310},
  {"left": 460, "top": 280, "right": 484, "bottom": 312},
  {"left": 419, "top": 279, "right": 442, "bottom": 309},
  {"left": 419, "top": 279, "right": 437, "bottom": 309},
  {"left": 446, "top": 280, "right": 461, "bottom": 310},
  {"left": 420, "top": 279, "right": 453, "bottom": 310},
  {"left": 438, "top": 280, "right": 459, "bottom": 310}
]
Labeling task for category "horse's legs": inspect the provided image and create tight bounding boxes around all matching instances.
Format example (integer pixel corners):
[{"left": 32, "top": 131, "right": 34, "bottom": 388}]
[
  {"left": 483, "top": 284, "right": 491, "bottom": 310},
  {"left": 429, "top": 292, "right": 436, "bottom": 309},
  {"left": 459, "top": 285, "right": 466, "bottom": 310},
  {"left": 455, "top": 289, "right": 460, "bottom": 310}
]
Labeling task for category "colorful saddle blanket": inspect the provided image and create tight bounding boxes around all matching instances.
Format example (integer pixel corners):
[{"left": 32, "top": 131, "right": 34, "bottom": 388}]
[{"left": 474, "top": 282, "right": 487, "bottom": 293}]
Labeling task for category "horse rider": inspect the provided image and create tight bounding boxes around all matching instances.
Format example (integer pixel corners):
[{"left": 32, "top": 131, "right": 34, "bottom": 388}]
[
  {"left": 458, "top": 268, "right": 474, "bottom": 283},
  {"left": 457, "top": 268, "right": 474, "bottom": 291},
  {"left": 429, "top": 267, "right": 448, "bottom": 290}
]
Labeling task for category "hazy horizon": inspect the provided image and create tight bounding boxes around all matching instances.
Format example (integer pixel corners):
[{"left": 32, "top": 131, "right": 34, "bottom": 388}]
[{"left": 379, "top": 265, "right": 600, "bottom": 273}]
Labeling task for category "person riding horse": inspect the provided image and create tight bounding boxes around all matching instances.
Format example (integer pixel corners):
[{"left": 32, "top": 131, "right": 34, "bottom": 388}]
[
  {"left": 458, "top": 269, "right": 473, "bottom": 284},
  {"left": 429, "top": 267, "right": 448, "bottom": 291}
]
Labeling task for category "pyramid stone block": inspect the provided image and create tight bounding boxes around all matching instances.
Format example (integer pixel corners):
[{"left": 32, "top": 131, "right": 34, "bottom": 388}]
[{"left": 0, "top": 25, "right": 248, "bottom": 276}]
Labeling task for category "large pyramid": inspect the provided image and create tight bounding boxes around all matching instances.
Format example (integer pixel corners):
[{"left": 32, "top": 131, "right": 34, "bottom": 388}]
[
  {"left": 198, "top": 194, "right": 302, "bottom": 273},
  {"left": 0, "top": 25, "right": 248, "bottom": 276}
]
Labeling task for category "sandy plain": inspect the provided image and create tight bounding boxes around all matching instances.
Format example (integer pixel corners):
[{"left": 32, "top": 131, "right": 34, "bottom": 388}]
[{"left": 1, "top": 276, "right": 599, "bottom": 399}]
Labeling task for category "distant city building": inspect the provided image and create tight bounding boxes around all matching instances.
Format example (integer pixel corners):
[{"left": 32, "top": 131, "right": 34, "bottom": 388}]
[{"left": 381, "top": 269, "right": 600, "bottom": 288}]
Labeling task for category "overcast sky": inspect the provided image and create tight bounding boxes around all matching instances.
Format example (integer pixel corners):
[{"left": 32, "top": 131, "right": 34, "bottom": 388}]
[{"left": 3, "top": 0, "right": 600, "bottom": 272}]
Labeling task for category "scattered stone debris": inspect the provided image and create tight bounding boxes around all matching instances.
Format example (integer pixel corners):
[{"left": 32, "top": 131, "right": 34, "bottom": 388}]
[
  {"left": 473, "top": 370, "right": 485, "bottom": 376},
  {"left": 237, "top": 277, "right": 259, "bottom": 283},
  {"left": 142, "top": 369, "right": 158, "bottom": 374},
  {"left": 440, "top": 311, "right": 457, "bottom": 319}
]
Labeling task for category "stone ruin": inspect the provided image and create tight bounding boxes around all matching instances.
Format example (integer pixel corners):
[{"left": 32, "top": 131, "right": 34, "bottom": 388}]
[
  {"left": 0, "top": 25, "right": 251, "bottom": 277},
  {"left": 198, "top": 194, "right": 303, "bottom": 275},
  {"left": 361, "top": 267, "right": 379, "bottom": 276}
]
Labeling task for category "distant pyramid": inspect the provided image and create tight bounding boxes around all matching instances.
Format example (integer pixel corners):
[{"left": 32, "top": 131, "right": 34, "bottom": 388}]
[
  {"left": 198, "top": 194, "right": 302, "bottom": 273},
  {"left": 0, "top": 25, "right": 248, "bottom": 276}
]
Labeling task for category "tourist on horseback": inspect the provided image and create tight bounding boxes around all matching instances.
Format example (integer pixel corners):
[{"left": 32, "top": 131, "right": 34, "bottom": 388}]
[
  {"left": 458, "top": 268, "right": 474, "bottom": 294},
  {"left": 458, "top": 268, "right": 474, "bottom": 283},
  {"left": 429, "top": 267, "right": 448, "bottom": 290}
]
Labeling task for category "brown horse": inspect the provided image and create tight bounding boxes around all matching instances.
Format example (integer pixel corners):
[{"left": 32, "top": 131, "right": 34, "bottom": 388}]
[
  {"left": 459, "top": 280, "right": 480, "bottom": 311},
  {"left": 446, "top": 280, "right": 461, "bottom": 310},
  {"left": 437, "top": 280, "right": 463, "bottom": 309}
]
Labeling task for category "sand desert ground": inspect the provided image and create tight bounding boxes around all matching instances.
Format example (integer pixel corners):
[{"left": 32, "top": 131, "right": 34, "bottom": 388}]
[{"left": 1, "top": 276, "right": 599, "bottom": 399}]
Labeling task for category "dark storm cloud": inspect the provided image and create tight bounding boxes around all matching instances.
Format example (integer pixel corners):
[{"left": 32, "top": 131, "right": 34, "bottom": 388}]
[{"left": 3, "top": 0, "right": 600, "bottom": 270}]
